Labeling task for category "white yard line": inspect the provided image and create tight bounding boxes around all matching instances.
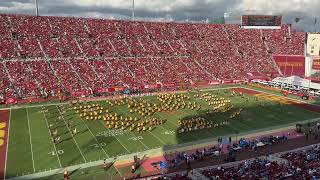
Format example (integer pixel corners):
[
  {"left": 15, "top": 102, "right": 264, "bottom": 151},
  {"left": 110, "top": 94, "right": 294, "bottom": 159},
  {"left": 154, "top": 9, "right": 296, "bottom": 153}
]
[
  {"left": 113, "top": 165, "right": 122, "bottom": 177},
  {"left": 41, "top": 107, "right": 62, "bottom": 168},
  {"left": 147, "top": 130, "right": 166, "bottom": 145},
  {"left": 97, "top": 120, "right": 130, "bottom": 153},
  {"left": 76, "top": 118, "right": 119, "bottom": 177},
  {"left": 56, "top": 106, "right": 87, "bottom": 163},
  {"left": 134, "top": 134, "right": 150, "bottom": 150},
  {"left": 4, "top": 109, "right": 11, "bottom": 179},
  {"left": 79, "top": 118, "right": 110, "bottom": 158},
  {"left": 120, "top": 111, "right": 150, "bottom": 150},
  {"left": 26, "top": 108, "right": 36, "bottom": 173}
]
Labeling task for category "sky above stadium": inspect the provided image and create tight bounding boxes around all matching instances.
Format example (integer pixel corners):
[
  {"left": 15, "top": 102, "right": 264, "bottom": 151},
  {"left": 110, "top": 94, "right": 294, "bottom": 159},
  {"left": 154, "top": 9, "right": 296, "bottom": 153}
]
[{"left": 0, "top": 0, "right": 319, "bottom": 31}]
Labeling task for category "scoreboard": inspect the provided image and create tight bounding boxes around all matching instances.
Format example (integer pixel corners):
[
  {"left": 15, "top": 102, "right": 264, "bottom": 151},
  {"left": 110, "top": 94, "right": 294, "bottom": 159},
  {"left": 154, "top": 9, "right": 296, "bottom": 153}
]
[
  {"left": 242, "top": 15, "right": 282, "bottom": 26},
  {"left": 307, "top": 34, "right": 320, "bottom": 57}
]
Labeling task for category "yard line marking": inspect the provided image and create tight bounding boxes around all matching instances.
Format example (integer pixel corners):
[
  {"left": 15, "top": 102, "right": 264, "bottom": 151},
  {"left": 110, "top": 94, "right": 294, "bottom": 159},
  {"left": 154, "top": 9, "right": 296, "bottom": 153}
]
[
  {"left": 134, "top": 134, "right": 149, "bottom": 150},
  {"left": 97, "top": 120, "right": 130, "bottom": 153},
  {"left": 147, "top": 131, "right": 166, "bottom": 145},
  {"left": 56, "top": 106, "right": 87, "bottom": 163},
  {"left": 113, "top": 164, "right": 123, "bottom": 177},
  {"left": 72, "top": 114, "right": 117, "bottom": 177},
  {"left": 119, "top": 111, "right": 150, "bottom": 150},
  {"left": 26, "top": 108, "right": 36, "bottom": 173},
  {"left": 79, "top": 118, "right": 110, "bottom": 158},
  {"left": 158, "top": 125, "right": 175, "bottom": 136},
  {"left": 41, "top": 107, "right": 62, "bottom": 168},
  {"left": 4, "top": 109, "right": 11, "bottom": 179}
]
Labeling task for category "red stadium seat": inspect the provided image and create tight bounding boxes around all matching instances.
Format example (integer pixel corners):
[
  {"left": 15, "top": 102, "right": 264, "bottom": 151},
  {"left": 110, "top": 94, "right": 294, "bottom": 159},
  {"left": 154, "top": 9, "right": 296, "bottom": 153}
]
[{"left": 0, "top": 14, "right": 306, "bottom": 100}]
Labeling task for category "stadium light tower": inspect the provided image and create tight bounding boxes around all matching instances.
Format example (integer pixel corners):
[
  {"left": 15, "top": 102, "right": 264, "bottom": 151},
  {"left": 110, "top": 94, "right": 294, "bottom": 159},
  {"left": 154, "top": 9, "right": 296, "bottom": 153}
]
[
  {"left": 35, "top": 0, "right": 39, "bottom": 16},
  {"left": 132, "top": 0, "right": 135, "bottom": 20}
]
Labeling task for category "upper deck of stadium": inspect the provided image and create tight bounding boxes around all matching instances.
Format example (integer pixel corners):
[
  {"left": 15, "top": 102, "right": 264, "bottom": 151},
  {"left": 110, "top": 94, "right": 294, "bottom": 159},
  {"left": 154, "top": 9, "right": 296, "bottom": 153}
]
[
  {"left": 0, "top": 13, "right": 306, "bottom": 100},
  {"left": 0, "top": 13, "right": 305, "bottom": 58}
]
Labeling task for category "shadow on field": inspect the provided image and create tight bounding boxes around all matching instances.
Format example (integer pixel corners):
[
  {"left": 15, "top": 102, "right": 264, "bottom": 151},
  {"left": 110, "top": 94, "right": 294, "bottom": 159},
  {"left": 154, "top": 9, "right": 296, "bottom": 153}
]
[{"left": 151, "top": 101, "right": 320, "bottom": 177}]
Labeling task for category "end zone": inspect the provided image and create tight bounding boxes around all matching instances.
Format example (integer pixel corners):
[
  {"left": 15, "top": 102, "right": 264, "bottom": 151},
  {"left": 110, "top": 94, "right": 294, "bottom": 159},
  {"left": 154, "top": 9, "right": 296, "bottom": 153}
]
[
  {"left": 234, "top": 87, "right": 320, "bottom": 113},
  {"left": 0, "top": 110, "right": 10, "bottom": 180}
]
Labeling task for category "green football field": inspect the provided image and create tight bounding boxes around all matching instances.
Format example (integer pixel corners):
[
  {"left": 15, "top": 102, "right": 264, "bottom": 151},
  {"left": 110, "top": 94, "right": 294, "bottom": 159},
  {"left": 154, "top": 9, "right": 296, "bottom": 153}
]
[{"left": 4, "top": 87, "right": 320, "bottom": 179}]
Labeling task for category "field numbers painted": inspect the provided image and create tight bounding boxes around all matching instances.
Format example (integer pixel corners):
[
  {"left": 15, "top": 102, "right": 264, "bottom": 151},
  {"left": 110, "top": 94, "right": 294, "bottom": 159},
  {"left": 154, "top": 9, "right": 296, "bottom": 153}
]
[
  {"left": 90, "top": 142, "right": 107, "bottom": 148},
  {"left": 96, "top": 129, "right": 126, "bottom": 137},
  {"left": 161, "top": 131, "right": 175, "bottom": 135},
  {"left": 48, "top": 150, "right": 64, "bottom": 156},
  {"left": 128, "top": 136, "right": 143, "bottom": 141}
]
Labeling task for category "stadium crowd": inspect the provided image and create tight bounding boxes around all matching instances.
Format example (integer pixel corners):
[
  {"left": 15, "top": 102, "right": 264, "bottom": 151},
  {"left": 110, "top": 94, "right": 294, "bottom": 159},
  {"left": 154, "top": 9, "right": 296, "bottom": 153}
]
[
  {"left": 164, "top": 134, "right": 289, "bottom": 170},
  {"left": 145, "top": 122, "right": 320, "bottom": 180},
  {"left": 0, "top": 14, "right": 305, "bottom": 102},
  {"left": 201, "top": 144, "right": 320, "bottom": 180},
  {"left": 145, "top": 138, "right": 320, "bottom": 180}
]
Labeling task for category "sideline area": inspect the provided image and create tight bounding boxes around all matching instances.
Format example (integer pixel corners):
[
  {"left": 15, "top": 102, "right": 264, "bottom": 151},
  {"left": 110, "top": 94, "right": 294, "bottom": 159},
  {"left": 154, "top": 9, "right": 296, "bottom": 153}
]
[{"left": 5, "top": 122, "right": 299, "bottom": 180}]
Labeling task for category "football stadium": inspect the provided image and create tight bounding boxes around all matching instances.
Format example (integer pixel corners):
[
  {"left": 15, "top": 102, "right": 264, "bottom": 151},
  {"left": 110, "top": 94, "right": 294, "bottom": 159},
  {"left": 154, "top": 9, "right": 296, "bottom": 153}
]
[{"left": 1, "top": 1, "right": 320, "bottom": 180}]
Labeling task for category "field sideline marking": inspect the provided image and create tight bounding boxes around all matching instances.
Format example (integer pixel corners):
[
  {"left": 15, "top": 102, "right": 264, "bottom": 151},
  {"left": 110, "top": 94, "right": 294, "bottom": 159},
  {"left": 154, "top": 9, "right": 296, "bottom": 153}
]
[
  {"left": 0, "top": 86, "right": 239, "bottom": 111},
  {"left": 97, "top": 120, "right": 130, "bottom": 153},
  {"left": 56, "top": 106, "right": 87, "bottom": 163},
  {"left": 4, "top": 109, "right": 11, "bottom": 179},
  {"left": 26, "top": 108, "right": 36, "bottom": 173},
  {"left": 41, "top": 107, "right": 62, "bottom": 168}
]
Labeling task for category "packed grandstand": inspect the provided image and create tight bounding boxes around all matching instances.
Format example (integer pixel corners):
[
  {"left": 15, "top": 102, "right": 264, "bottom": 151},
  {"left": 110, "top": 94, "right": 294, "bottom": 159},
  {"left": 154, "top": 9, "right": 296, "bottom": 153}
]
[
  {"left": 0, "top": 13, "right": 306, "bottom": 103},
  {"left": 2, "top": 8, "right": 320, "bottom": 180}
]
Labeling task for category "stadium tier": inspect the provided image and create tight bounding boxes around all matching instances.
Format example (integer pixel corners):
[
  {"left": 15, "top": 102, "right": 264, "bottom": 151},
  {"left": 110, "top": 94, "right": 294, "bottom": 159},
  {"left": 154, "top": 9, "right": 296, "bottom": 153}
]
[
  {"left": 0, "top": 14, "right": 305, "bottom": 101},
  {"left": 201, "top": 145, "right": 320, "bottom": 179}
]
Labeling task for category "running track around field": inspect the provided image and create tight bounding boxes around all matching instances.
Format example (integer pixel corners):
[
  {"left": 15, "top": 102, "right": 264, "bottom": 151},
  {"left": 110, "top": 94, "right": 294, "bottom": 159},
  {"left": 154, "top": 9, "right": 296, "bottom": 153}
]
[
  {"left": 0, "top": 110, "right": 9, "bottom": 180},
  {"left": 232, "top": 87, "right": 320, "bottom": 113}
]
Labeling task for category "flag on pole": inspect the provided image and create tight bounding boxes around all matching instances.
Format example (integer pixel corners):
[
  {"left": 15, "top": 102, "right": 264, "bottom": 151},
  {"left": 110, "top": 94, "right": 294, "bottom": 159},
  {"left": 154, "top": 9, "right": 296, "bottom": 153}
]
[
  {"left": 35, "top": 0, "right": 39, "bottom": 16},
  {"left": 132, "top": 0, "right": 135, "bottom": 20}
]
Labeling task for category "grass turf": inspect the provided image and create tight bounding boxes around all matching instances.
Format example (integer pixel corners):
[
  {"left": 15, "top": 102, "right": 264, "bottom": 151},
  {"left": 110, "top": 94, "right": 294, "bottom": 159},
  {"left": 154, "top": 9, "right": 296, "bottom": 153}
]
[{"left": 5, "top": 87, "right": 320, "bottom": 179}]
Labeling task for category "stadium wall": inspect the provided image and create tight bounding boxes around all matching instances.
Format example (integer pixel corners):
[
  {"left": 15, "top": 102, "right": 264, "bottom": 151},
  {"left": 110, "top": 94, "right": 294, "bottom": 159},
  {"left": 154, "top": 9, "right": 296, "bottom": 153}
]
[{"left": 273, "top": 55, "right": 305, "bottom": 77}]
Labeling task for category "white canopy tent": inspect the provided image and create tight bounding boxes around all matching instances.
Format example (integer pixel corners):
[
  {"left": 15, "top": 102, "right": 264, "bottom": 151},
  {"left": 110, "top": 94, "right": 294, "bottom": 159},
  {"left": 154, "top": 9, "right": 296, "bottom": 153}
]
[{"left": 271, "top": 76, "right": 320, "bottom": 90}]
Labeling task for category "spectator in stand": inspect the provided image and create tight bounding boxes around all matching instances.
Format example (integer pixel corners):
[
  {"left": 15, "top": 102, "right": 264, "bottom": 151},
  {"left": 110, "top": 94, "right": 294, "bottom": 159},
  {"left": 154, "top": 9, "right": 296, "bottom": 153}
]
[{"left": 0, "top": 14, "right": 306, "bottom": 100}]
